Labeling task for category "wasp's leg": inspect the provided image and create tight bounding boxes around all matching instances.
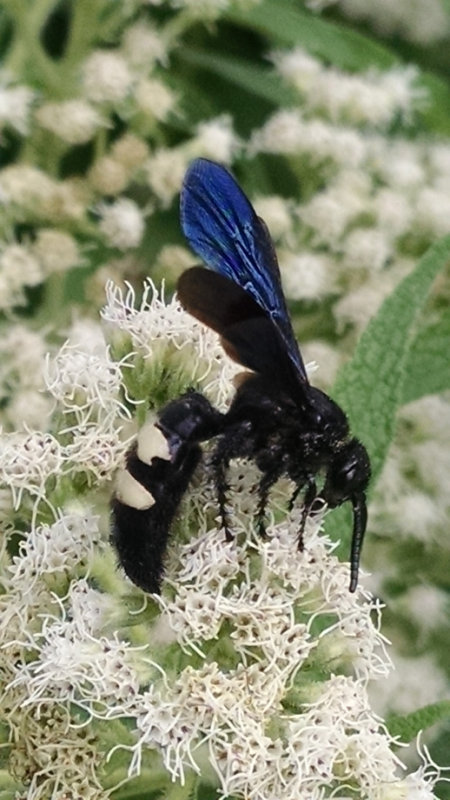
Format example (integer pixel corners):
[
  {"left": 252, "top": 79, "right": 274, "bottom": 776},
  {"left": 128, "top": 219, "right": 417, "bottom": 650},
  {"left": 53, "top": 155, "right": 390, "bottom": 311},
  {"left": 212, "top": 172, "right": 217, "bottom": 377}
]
[
  {"left": 296, "top": 479, "right": 317, "bottom": 551},
  {"left": 211, "top": 421, "right": 254, "bottom": 541},
  {"left": 288, "top": 484, "right": 301, "bottom": 512},
  {"left": 256, "top": 465, "right": 284, "bottom": 537}
]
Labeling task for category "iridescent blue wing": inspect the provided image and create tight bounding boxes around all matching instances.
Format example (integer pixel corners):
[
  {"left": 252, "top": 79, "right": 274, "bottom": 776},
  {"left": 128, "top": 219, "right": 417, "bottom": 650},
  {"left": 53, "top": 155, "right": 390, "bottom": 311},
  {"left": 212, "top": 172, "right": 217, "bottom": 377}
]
[{"left": 180, "top": 158, "right": 308, "bottom": 385}]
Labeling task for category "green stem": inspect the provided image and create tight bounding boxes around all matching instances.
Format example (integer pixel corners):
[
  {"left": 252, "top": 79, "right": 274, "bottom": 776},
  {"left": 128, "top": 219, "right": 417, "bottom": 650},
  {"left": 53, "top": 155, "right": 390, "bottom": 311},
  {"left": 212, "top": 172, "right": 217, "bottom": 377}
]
[
  {"left": 161, "top": 9, "right": 197, "bottom": 50},
  {"left": 37, "top": 272, "right": 68, "bottom": 329},
  {"left": 62, "top": 0, "right": 105, "bottom": 70},
  {"left": 165, "top": 772, "right": 198, "bottom": 800},
  {"left": 3, "top": 0, "right": 66, "bottom": 96}
]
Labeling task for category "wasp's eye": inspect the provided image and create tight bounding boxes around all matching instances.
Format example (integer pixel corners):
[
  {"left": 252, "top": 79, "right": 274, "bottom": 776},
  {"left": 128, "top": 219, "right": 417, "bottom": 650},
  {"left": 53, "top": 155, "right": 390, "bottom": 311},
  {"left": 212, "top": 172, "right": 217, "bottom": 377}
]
[
  {"left": 342, "top": 463, "right": 356, "bottom": 483},
  {"left": 323, "top": 439, "right": 371, "bottom": 506}
]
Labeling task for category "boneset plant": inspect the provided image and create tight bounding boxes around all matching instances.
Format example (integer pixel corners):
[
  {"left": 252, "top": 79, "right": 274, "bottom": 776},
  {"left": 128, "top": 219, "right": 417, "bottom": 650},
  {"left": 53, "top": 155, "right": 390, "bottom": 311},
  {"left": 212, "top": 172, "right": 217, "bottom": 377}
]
[{"left": 0, "top": 0, "right": 449, "bottom": 798}]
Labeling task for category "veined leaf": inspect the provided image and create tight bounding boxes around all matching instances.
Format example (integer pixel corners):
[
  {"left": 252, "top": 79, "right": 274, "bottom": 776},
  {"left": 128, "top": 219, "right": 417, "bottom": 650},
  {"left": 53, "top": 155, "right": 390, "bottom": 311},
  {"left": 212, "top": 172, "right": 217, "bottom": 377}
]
[
  {"left": 401, "top": 311, "right": 450, "bottom": 404},
  {"left": 332, "top": 235, "right": 450, "bottom": 483},
  {"left": 226, "top": 0, "right": 397, "bottom": 70},
  {"left": 387, "top": 700, "right": 450, "bottom": 743},
  {"left": 178, "top": 47, "right": 297, "bottom": 107},
  {"left": 225, "top": 0, "right": 450, "bottom": 135},
  {"left": 326, "top": 235, "right": 450, "bottom": 545}
]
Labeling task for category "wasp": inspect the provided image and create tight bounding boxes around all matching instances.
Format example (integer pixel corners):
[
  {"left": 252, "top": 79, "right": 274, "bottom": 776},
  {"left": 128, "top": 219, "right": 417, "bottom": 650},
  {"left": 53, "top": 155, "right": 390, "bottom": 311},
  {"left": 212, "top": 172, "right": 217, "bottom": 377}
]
[{"left": 112, "top": 159, "right": 371, "bottom": 593}]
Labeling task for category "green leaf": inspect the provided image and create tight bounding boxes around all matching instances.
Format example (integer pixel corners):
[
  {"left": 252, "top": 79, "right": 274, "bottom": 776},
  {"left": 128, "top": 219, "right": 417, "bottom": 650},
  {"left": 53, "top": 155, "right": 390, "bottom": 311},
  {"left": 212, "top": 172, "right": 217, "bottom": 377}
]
[
  {"left": 225, "top": 0, "right": 450, "bottom": 136},
  {"left": 325, "top": 235, "right": 450, "bottom": 545},
  {"left": 178, "top": 47, "right": 297, "bottom": 107},
  {"left": 332, "top": 235, "right": 450, "bottom": 482},
  {"left": 401, "top": 311, "right": 450, "bottom": 404},
  {"left": 387, "top": 700, "right": 450, "bottom": 743},
  {"left": 419, "top": 72, "right": 450, "bottom": 136},
  {"left": 226, "top": 0, "right": 397, "bottom": 71}
]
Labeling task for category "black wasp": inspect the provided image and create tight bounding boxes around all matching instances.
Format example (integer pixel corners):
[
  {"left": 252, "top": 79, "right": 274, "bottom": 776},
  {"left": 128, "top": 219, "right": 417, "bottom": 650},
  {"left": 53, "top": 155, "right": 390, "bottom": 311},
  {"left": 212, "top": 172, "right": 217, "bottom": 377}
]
[{"left": 112, "top": 158, "right": 371, "bottom": 594}]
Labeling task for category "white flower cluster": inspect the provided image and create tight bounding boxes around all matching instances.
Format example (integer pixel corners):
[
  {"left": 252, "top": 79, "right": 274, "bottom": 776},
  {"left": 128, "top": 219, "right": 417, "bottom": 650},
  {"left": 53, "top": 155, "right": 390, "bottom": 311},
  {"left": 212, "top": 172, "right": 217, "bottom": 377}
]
[
  {"left": 0, "top": 512, "right": 129, "bottom": 800},
  {"left": 117, "top": 505, "right": 437, "bottom": 799},
  {"left": 315, "top": 0, "right": 450, "bottom": 45},
  {"left": 102, "top": 279, "right": 241, "bottom": 410},
  {"left": 0, "top": 325, "right": 51, "bottom": 429},
  {"left": 0, "top": 70, "right": 34, "bottom": 135},
  {"left": 274, "top": 49, "right": 421, "bottom": 128},
  {"left": 0, "top": 430, "right": 63, "bottom": 509},
  {"left": 371, "top": 396, "right": 450, "bottom": 548},
  {"left": 151, "top": 0, "right": 261, "bottom": 19},
  {"left": 0, "top": 280, "right": 445, "bottom": 799},
  {"left": 248, "top": 51, "right": 450, "bottom": 334},
  {"left": 0, "top": 320, "right": 133, "bottom": 519}
]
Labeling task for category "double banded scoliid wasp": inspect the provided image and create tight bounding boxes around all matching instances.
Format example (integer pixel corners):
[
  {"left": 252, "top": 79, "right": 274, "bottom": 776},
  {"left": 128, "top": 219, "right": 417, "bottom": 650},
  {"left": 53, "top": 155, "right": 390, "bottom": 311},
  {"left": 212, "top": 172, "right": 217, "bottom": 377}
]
[{"left": 112, "top": 159, "right": 371, "bottom": 594}]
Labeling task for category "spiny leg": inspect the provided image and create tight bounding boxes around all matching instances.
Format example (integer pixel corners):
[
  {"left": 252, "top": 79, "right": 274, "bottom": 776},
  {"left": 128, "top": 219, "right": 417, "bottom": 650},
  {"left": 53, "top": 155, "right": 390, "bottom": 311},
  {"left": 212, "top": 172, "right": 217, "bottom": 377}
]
[
  {"left": 288, "top": 484, "right": 301, "bottom": 512},
  {"left": 297, "top": 479, "right": 317, "bottom": 551},
  {"left": 214, "top": 454, "right": 233, "bottom": 542},
  {"left": 256, "top": 466, "right": 283, "bottom": 538},
  {"left": 211, "top": 429, "right": 246, "bottom": 542}
]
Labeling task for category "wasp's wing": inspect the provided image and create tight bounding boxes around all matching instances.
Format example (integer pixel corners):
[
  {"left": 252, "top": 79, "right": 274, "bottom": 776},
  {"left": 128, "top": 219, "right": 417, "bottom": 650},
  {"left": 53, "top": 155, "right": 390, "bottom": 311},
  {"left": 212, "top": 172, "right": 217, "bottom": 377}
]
[
  {"left": 178, "top": 267, "right": 305, "bottom": 399},
  {"left": 180, "top": 158, "right": 308, "bottom": 385}
]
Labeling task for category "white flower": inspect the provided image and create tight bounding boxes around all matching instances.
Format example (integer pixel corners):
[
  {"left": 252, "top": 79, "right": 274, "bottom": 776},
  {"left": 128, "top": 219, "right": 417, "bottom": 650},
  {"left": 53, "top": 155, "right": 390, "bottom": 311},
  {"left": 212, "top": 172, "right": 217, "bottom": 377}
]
[
  {"left": 275, "top": 49, "right": 420, "bottom": 127},
  {"left": 410, "top": 440, "right": 450, "bottom": 497},
  {"left": 401, "top": 395, "right": 450, "bottom": 441},
  {"left": 252, "top": 195, "right": 293, "bottom": 239},
  {"left": 111, "top": 133, "right": 149, "bottom": 168},
  {"left": 333, "top": 262, "right": 410, "bottom": 331},
  {"left": 135, "top": 78, "right": 175, "bottom": 121},
  {"left": 338, "top": 0, "right": 450, "bottom": 44},
  {"left": 88, "top": 155, "right": 129, "bottom": 195},
  {"left": 0, "top": 165, "right": 56, "bottom": 211},
  {"left": 154, "top": 244, "right": 197, "bottom": 281},
  {"left": 7, "top": 513, "right": 100, "bottom": 588},
  {"left": 273, "top": 47, "right": 322, "bottom": 93},
  {"left": 369, "top": 652, "right": 448, "bottom": 717},
  {"left": 66, "top": 318, "right": 111, "bottom": 355},
  {"left": 0, "top": 430, "right": 63, "bottom": 508},
  {"left": 145, "top": 148, "right": 189, "bottom": 207},
  {"left": 191, "top": 115, "right": 238, "bottom": 163},
  {"left": 9, "top": 594, "right": 141, "bottom": 708},
  {"left": 413, "top": 187, "right": 450, "bottom": 237},
  {"left": 35, "top": 99, "right": 103, "bottom": 144},
  {"left": 7, "top": 389, "right": 53, "bottom": 430},
  {"left": 0, "top": 79, "right": 34, "bottom": 134},
  {"left": 44, "top": 341, "right": 129, "bottom": 420},
  {"left": 0, "top": 166, "right": 89, "bottom": 223},
  {"left": 299, "top": 182, "right": 368, "bottom": 247},
  {"left": 342, "top": 227, "right": 392, "bottom": 272},
  {"left": 0, "top": 242, "right": 43, "bottom": 307},
  {"left": 250, "top": 109, "right": 310, "bottom": 155},
  {"left": 371, "top": 139, "right": 426, "bottom": 189},
  {"left": 0, "top": 324, "right": 47, "bottom": 389},
  {"left": 401, "top": 584, "right": 449, "bottom": 633},
  {"left": 33, "top": 229, "right": 81, "bottom": 274},
  {"left": 41, "top": 177, "right": 90, "bottom": 222},
  {"left": 301, "top": 340, "right": 342, "bottom": 389},
  {"left": 82, "top": 50, "right": 134, "bottom": 104},
  {"left": 122, "top": 21, "right": 168, "bottom": 67},
  {"left": 251, "top": 109, "right": 366, "bottom": 167},
  {"left": 280, "top": 250, "right": 335, "bottom": 299},
  {"left": 372, "top": 188, "right": 413, "bottom": 237},
  {"left": 98, "top": 198, "right": 145, "bottom": 249},
  {"left": 428, "top": 142, "right": 450, "bottom": 181},
  {"left": 392, "top": 491, "right": 445, "bottom": 542},
  {"left": 65, "top": 424, "right": 129, "bottom": 481},
  {"left": 101, "top": 280, "right": 239, "bottom": 410}
]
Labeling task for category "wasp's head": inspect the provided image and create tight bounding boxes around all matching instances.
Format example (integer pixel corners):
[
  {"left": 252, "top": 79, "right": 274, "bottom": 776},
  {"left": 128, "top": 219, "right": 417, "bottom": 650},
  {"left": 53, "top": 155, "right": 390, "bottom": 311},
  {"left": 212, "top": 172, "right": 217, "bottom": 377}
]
[
  {"left": 322, "top": 438, "right": 370, "bottom": 508},
  {"left": 321, "top": 438, "right": 371, "bottom": 592}
]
